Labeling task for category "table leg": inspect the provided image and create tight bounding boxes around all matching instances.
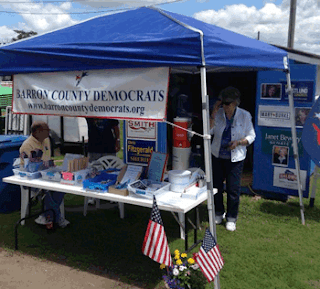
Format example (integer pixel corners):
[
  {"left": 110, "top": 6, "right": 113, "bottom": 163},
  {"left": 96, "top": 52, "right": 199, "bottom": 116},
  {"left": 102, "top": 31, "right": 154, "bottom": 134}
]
[
  {"left": 194, "top": 208, "right": 197, "bottom": 245},
  {"left": 83, "top": 196, "right": 89, "bottom": 216},
  {"left": 118, "top": 202, "right": 125, "bottom": 219},
  {"left": 60, "top": 198, "right": 65, "bottom": 220},
  {"left": 178, "top": 212, "right": 185, "bottom": 240},
  {"left": 185, "top": 212, "right": 188, "bottom": 251},
  {"left": 20, "top": 186, "right": 30, "bottom": 226}
]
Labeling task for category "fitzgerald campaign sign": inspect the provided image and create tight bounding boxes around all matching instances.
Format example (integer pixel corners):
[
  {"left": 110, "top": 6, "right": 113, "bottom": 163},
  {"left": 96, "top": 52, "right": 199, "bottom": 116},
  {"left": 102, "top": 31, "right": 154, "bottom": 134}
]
[{"left": 13, "top": 67, "right": 169, "bottom": 121}]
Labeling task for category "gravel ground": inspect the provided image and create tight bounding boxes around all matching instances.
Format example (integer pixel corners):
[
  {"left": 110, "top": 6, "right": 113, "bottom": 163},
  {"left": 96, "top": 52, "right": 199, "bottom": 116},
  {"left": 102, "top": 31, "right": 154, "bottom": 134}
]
[{"left": 0, "top": 248, "right": 142, "bottom": 289}]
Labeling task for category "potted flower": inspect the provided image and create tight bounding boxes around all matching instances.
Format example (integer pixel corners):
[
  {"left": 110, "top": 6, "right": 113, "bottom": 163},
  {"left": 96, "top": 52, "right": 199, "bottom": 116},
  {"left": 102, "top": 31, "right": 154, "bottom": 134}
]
[{"left": 161, "top": 249, "right": 207, "bottom": 289}]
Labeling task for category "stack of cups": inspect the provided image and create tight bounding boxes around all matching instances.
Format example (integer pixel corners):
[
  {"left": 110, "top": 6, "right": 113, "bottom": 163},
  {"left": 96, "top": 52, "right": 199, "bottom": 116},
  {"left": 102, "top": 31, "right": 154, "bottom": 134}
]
[{"left": 168, "top": 169, "right": 191, "bottom": 193}]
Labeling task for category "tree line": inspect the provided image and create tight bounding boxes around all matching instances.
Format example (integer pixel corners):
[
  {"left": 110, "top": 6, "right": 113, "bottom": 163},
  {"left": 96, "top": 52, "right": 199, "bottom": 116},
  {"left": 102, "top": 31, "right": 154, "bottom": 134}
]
[{"left": 12, "top": 30, "right": 37, "bottom": 42}]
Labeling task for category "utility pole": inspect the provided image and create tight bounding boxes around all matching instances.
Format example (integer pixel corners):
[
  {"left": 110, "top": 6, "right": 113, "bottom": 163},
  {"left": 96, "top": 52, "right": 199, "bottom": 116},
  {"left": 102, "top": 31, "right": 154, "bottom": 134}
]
[{"left": 287, "top": 0, "right": 297, "bottom": 48}]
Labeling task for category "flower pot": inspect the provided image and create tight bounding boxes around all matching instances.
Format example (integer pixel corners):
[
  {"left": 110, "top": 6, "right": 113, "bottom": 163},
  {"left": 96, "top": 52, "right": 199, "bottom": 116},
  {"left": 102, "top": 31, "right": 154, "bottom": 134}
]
[{"left": 163, "top": 279, "right": 188, "bottom": 289}]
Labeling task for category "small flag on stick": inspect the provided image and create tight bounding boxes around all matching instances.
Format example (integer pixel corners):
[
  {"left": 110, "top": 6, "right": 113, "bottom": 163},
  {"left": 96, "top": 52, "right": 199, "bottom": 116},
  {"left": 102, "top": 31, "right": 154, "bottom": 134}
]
[
  {"left": 142, "top": 195, "right": 172, "bottom": 267},
  {"left": 194, "top": 228, "right": 224, "bottom": 282}
]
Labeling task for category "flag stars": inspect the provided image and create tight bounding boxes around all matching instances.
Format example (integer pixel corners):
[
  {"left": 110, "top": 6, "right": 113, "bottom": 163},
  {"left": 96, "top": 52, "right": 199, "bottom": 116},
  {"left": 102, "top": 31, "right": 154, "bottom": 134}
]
[
  {"left": 150, "top": 197, "right": 163, "bottom": 226},
  {"left": 194, "top": 228, "right": 224, "bottom": 282}
]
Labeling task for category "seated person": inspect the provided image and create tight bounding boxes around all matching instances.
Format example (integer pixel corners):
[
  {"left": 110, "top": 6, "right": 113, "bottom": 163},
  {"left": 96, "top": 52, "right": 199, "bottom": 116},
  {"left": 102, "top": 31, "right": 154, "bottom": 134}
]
[{"left": 20, "top": 121, "right": 69, "bottom": 228}]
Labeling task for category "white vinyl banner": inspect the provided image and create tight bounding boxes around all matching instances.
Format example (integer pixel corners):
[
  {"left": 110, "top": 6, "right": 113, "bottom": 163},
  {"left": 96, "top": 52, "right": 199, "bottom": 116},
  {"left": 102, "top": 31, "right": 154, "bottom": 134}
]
[
  {"left": 13, "top": 67, "right": 169, "bottom": 120},
  {"left": 257, "top": 105, "right": 292, "bottom": 128},
  {"left": 273, "top": 167, "right": 307, "bottom": 190}
]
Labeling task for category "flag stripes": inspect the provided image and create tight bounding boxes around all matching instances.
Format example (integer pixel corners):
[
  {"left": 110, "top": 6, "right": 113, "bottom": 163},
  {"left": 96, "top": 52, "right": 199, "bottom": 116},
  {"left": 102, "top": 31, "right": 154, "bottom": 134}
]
[
  {"left": 142, "top": 196, "right": 172, "bottom": 266},
  {"left": 194, "top": 228, "right": 224, "bottom": 282}
]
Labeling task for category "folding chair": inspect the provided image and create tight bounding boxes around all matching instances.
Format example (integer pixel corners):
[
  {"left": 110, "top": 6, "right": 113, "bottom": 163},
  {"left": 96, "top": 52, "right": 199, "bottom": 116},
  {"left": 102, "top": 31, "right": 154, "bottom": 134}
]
[{"left": 83, "top": 155, "right": 125, "bottom": 218}]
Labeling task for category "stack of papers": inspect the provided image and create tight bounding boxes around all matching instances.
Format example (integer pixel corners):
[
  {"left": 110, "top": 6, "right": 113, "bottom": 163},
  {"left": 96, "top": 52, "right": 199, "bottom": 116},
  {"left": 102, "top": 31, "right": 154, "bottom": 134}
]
[{"left": 120, "top": 165, "right": 143, "bottom": 185}]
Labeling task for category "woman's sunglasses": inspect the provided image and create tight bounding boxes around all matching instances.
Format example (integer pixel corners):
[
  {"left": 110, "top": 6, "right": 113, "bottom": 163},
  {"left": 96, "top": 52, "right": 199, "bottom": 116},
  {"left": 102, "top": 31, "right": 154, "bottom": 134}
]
[{"left": 221, "top": 101, "right": 233, "bottom": 106}]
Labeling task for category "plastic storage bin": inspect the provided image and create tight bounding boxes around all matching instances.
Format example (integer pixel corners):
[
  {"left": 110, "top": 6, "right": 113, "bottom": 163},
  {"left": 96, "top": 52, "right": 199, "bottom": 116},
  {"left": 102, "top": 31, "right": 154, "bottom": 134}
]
[
  {"left": 61, "top": 168, "right": 91, "bottom": 186},
  {"left": 83, "top": 171, "right": 118, "bottom": 193},
  {"left": 0, "top": 135, "right": 28, "bottom": 213},
  {"left": 128, "top": 179, "right": 170, "bottom": 199},
  {"left": 12, "top": 168, "right": 42, "bottom": 180},
  {"left": 40, "top": 167, "right": 63, "bottom": 182}
]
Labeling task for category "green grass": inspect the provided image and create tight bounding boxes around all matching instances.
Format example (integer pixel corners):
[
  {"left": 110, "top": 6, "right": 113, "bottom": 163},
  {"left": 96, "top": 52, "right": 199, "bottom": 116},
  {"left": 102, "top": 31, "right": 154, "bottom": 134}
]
[
  {"left": 1, "top": 171, "right": 320, "bottom": 288},
  {"left": 217, "top": 194, "right": 320, "bottom": 289}
]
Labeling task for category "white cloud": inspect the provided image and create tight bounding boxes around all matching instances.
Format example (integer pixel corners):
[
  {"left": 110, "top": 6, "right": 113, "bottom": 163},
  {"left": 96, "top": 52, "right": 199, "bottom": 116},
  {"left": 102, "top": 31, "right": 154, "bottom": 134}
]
[
  {"left": 1, "top": 0, "right": 320, "bottom": 56},
  {"left": 0, "top": 0, "right": 166, "bottom": 41},
  {"left": 9, "top": 2, "right": 77, "bottom": 33},
  {"left": 74, "top": 0, "right": 172, "bottom": 8},
  {"left": 60, "top": 2, "right": 72, "bottom": 11},
  {"left": 194, "top": 0, "right": 320, "bottom": 55},
  {"left": 0, "top": 26, "right": 17, "bottom": 43},
  {"left": 0, "top": 0, "right": 78, "bottom": 41}
]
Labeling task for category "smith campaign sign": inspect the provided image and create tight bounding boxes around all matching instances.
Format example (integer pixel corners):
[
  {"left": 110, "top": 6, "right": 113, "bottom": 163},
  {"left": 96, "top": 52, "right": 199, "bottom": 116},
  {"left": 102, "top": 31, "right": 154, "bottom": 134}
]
[{"left": 13, "top": 67, "right": 169, "bottom": 121}]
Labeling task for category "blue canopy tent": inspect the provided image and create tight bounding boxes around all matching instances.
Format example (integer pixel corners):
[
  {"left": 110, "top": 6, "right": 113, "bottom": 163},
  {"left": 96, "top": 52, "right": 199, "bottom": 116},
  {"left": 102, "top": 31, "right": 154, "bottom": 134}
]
[
  {"left": 0, "top": 7, "right": 305, "bottom": 286},
  {"left": 0, "top": 7, "right": 287, "bottom": 74}
]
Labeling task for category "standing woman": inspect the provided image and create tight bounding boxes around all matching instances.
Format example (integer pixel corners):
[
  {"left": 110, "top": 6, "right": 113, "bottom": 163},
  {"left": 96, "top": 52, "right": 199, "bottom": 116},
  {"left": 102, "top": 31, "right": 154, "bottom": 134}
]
[{"left": 210, "top": 87, "right": 256, "bottom": 231}]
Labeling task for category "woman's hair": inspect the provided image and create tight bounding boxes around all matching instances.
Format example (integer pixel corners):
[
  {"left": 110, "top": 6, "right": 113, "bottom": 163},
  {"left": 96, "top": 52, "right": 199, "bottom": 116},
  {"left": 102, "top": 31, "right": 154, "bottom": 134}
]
[
  {"left": 31, "top": 121, "right": 47, "bottom": 134},
  {"left": 298, "top": 108, "right": 309, "bottom": 115},
  {"left": 219, "top": 86, "right": 241, "bottom": 106}
]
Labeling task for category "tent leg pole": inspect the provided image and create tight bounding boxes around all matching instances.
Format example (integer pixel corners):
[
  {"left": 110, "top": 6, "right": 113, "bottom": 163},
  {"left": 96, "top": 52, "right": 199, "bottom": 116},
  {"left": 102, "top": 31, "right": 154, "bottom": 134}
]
[
  {"left": 286, "top": 71, "right": 305, "bottom": 225},
  {"left": 200, "top": 66, "right": 220, "bottom": 289}
]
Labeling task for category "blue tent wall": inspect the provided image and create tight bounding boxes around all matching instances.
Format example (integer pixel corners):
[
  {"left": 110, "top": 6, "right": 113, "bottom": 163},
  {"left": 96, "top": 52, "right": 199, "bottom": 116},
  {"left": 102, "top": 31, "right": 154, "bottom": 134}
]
[{"left": 253, "top": 59, "right": 317, "bottom": 198}]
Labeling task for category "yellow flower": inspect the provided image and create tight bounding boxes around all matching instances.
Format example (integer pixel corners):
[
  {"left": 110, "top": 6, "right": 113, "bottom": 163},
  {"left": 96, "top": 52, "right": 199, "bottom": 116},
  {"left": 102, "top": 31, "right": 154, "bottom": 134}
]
[
  {"left": 176, "top": 259, "right": 183, "bottom": 265},
  {"left": 187, "top": 258, "right": 195, "bottom": 264},
  {"left": 174, "top": 249, "right": 180, "bottom": 255},
  {"left": 160, "top": 263, "right": 166, "bottom": 269},
  {"left": 181, "top": 253, "right": 187, "bottom": 258}
]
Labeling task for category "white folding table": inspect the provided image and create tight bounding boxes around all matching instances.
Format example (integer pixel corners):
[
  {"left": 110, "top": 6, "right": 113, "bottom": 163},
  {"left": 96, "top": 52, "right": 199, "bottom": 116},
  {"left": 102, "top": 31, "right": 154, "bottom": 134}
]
[{"left": 3, "top": 175, "right": 208, "bottom": 251}]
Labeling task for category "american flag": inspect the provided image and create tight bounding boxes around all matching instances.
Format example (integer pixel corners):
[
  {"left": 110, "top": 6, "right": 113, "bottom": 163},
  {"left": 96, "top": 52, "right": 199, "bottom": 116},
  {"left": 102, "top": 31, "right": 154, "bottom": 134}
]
[
  {"left": 194, "top": 228, "right": 224, "bottom": 282},
  {"left": 142, "top": 196, "right": 172, "bottom": 266}
]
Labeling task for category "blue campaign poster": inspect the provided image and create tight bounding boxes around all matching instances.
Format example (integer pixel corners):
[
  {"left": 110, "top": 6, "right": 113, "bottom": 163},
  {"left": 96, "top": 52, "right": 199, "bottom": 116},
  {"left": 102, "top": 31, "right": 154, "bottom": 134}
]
[
  {"left": 281, "top": 80, "right": 314, "bottom": 102},
  {"left": 147, "top": 152, "right": 168, "bottom": 182},
  {"left": 124, "top": 121, "right": 167, "bottom": 166},
  {"left": 126, "top": 139, "right": 156, "bottom": 165},
  {"left": 253, "top": 60, "right": 316, "bottom": 198}
]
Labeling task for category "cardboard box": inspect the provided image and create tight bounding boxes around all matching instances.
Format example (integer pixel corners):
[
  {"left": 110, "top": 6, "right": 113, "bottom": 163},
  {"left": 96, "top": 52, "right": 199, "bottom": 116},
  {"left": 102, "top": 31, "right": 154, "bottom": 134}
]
[
  {"left": 108, "top": 185, "right": 129, "bottom": 196},
  {"left": 108, "top": 165, "right": 142, "bottom": 197}
]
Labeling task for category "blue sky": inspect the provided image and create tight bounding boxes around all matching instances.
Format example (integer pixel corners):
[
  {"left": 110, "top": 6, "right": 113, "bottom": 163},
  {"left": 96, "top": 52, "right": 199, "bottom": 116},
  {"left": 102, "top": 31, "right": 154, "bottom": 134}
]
[
  {"left": 1, "top": 0, "right": 320, "bottom": 55},
  {"left": 160, "top": 0, "right": 279, "bottom": 14},
  {"left": 0, "top": 0, "right": 282, "bottom": 27}
]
